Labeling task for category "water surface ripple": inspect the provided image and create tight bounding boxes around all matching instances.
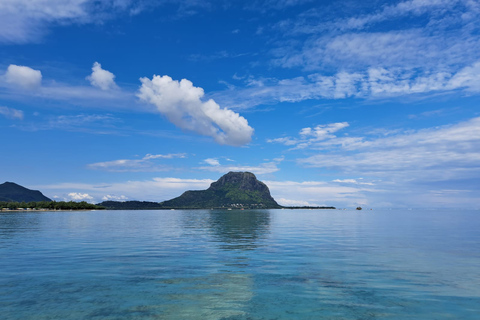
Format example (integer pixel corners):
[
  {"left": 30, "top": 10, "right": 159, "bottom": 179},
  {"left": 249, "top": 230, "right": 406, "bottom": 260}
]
[{"left": 1, "top": 209, "right": 479, "bottom": 319}]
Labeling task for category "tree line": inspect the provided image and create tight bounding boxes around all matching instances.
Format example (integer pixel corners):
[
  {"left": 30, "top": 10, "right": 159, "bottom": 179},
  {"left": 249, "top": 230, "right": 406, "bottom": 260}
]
[{"left": 0, "top": 201, "right": 105, "bottom": 210}]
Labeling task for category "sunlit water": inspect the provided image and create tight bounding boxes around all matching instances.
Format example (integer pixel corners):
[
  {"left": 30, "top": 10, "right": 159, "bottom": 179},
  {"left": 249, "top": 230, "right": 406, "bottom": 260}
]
[{"left": 1, "top": 209, "right": 479, "bottom": 319}]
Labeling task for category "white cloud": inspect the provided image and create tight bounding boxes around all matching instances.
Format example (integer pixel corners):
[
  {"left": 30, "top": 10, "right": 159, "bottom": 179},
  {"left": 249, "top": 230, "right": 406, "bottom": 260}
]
[
  {"left": 0, "top": 106, "right": 24, "bottom": 120},
  {"left": 0, "top": 0, "right": 90, "bottom": 43},
  {"left": 339, "top": 0, "right": 460, "bottom": 32},
  {"left": 88, "top": 153, "right": 186, "bottom": 172},
  {"left": 5, "top": 65, "right": 42, "bottom": 89},
  {"left": 199, "top": 157, "right": 282, "bottom": 175},
  {"left": 266, "top": 117, "right": 480, "bottom": 207},
  {"left": 269, "top": 122, "right": 350, "bottom": 150},
  {"left": 35, "top": 177, "right": 215, "bottom": 203},
  {"left": 300, "top": 122, "right": 349, "bottom": 140},
  {"left": 17, "top": 113, "right": 123, "bottom": 134},
  {"left": 102, "top": 194, "right": 128, "bottom": 201},
  {"left": 143, "top": 153, "right": 186, "bottom": 160},
  {"left": 297, "top": 117, "right": 480, "bottom": 182},
  {"left": 332, "top": 179, "right": 374, "bottom": 186},
  {"left": 215, "top": 59, "right": 480, "bottom": 109},
  {"left": 0, "top": 64, "right": 138, "bottom": 111},
  {"left": 86, "top": 62, "right": 118, "bottom": 91},
  {"left": 68, "top": 192, "right": 93, "bottom": 201},
  {"left": 35, "top": 176, "right": 370, "bottom": 208},
  {"left": 137, "top": 74, "right": 254, "bottom": 146},
  {"left": 204, "top": 158, "right": 220, "bottom": 166},
  {"left": 249, "top": 0, "right": 480, "bottom": 106},
  {"left": 0, "top": 0, "right": 154, "bottom": 44},
  {"left": 265, "top": 180, "right": 371, "bottom": 207}
]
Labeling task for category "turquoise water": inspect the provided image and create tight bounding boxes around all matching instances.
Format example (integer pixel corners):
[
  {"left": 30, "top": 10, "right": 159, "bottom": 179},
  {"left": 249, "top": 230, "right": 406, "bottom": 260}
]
[{"left": 1, "top": 209, "right": 479, "bottom": 319}]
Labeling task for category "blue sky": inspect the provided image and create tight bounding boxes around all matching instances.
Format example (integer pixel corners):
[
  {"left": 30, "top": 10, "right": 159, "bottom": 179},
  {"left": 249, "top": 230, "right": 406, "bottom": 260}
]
[{"left": 1, "top": 0, "right": 479, "bottom": 208}]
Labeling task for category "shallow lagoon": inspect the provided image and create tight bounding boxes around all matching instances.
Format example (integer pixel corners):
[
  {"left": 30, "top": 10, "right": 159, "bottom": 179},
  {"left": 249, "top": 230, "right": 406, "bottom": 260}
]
[{"left": 1, "top": 209, "right": 479, "bottom": 319}]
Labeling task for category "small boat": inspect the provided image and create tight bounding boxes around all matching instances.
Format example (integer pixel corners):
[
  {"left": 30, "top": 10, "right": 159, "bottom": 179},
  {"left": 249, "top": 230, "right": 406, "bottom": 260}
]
[{"left": 356, "top": 207, "right": 362, "bottom": 210}]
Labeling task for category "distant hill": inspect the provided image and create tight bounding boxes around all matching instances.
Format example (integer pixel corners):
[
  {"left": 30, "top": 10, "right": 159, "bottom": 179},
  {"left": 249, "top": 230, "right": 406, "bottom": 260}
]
[
  {"left": 158, "top": 172, "right": 281, "bottom": 209},
  {"left": 99, "top": 172, "right": 282, "bottom": 210},
  {"left": 0, "top": 182, "right": 52, "bottom": 202},
  {"left": 98, "top": 172, "right": 336, "bottom": 210}
]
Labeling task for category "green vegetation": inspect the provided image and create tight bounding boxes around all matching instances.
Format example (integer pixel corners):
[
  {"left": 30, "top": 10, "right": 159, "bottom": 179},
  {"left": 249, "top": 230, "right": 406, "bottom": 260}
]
[
  {"left": 159, "top": 172, "right": 282, "bottom": 209},
  {"left": 98, "top": 201, "right": 164, "bottom": 210},
  {"left": 0, "top": 201, "right": 104, "bottom": 211}
]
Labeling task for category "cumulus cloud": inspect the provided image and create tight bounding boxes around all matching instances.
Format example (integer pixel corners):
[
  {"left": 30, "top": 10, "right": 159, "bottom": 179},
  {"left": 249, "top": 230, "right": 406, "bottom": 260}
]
[
  {"left": 5, "top": 65, "right": 42, "bottom": 89},
  {"left": 86, "top": 62, "right": 118, "bottom": 90},
  {"left": 0, "top": 106, "right": 24, "bottom": 120},
  {"left": 68, "top": 192, "right": 93, "bottom": 201},
  {"left": 137, "top": 75, "right": 254, "bottom": 146}
]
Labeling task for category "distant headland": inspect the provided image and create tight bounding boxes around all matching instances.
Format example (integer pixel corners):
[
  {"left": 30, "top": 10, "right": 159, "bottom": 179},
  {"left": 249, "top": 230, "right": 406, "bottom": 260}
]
[
  {"left": 1, "top": 173, "right": 335, "bottom": 211},
  {"left": 0, "top": 181, "right": 102, "bottom": 210},
  {"left": 98, "top": 172, "right": 335, "bottom": 210}
]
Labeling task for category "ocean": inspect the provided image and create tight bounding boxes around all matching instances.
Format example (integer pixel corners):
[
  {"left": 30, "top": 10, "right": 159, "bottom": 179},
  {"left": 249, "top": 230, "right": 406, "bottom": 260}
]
[{"left": 1, "top": 209, "right": 479, "bottom": 319}]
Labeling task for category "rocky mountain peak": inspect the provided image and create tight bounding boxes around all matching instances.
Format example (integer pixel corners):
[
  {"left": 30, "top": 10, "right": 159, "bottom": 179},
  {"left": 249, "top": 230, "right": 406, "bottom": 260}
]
[{"left": 209, "top": 172, "right": 269, "bottom": 193}]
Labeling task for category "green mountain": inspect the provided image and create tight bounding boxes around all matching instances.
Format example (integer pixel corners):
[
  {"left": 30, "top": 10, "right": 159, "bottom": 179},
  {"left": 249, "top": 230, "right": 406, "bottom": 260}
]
[
  {"left": 0, "top": 182, "right": 52, "bottom": 202},
  {"left": 159, "top": 172, "right": 281, "bottom": 209}
]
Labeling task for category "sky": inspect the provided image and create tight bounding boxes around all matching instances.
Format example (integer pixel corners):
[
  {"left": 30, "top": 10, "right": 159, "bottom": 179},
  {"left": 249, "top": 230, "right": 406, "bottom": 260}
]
[{"left": 1, "top": 0, "right": 479, "bottom": 209}]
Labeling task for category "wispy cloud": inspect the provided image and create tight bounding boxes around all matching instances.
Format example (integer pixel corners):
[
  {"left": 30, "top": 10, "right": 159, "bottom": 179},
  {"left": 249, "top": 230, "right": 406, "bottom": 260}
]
[
  {"left": 291, "top": 117, "right": 480, "bottom": 182},
  {"left": 213, "top": 60, "right": 480, "bottom": 109},
  {"left": 0, "top": 106, "right": 24, "bottom": 120},
  {"left": 35, "top": 177, "right": 215, "bottom": 203},
  {"left": 221, "top": 0, "right": 480, "bottom": 108},
  {"left": 88, "top": 153, "right": 187, "bottom": 172},
  {"left": 265, "top": 180, "right": 373, "bottom": 207},
  {"left": 266, "top": 116, "right": 480, "bottom": 207},
  {"left": 0, "top": 0, "right": 220, "bottom": 44},
  {"left": 17, "top": 113, "right": 122, "bottom": 134},
  {"left": 199, "top": 157, "right": 283, "bottom": 175},
  {"left": 269, "top": 122, "right": 349, "bottom": 149}
]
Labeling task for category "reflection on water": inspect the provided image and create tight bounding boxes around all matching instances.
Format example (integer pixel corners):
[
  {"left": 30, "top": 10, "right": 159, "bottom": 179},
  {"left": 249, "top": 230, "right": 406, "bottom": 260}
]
[
  {"left": 208, "top": 210, "right": 270, "bottom": 250},
  {"left": 173, "top": 210, "right": 270, "bottom": 318},
  {"left": 0, "top": 209, "right": 479, "bottom": 319}
]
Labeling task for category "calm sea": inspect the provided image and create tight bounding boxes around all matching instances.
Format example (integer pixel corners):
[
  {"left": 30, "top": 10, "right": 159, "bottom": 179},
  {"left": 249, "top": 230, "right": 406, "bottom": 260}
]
[{"left": 1, "top": 209, "right": 479, "bottom": 319}]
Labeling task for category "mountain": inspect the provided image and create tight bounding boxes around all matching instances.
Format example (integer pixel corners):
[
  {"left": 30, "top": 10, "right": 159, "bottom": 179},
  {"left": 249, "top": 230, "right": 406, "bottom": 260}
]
[
  {"left": 158, "top": 172, "right": 281, "bottom": 209},
  {"left": 0, "top": 182, "right": 52, "bottom": 202}
]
